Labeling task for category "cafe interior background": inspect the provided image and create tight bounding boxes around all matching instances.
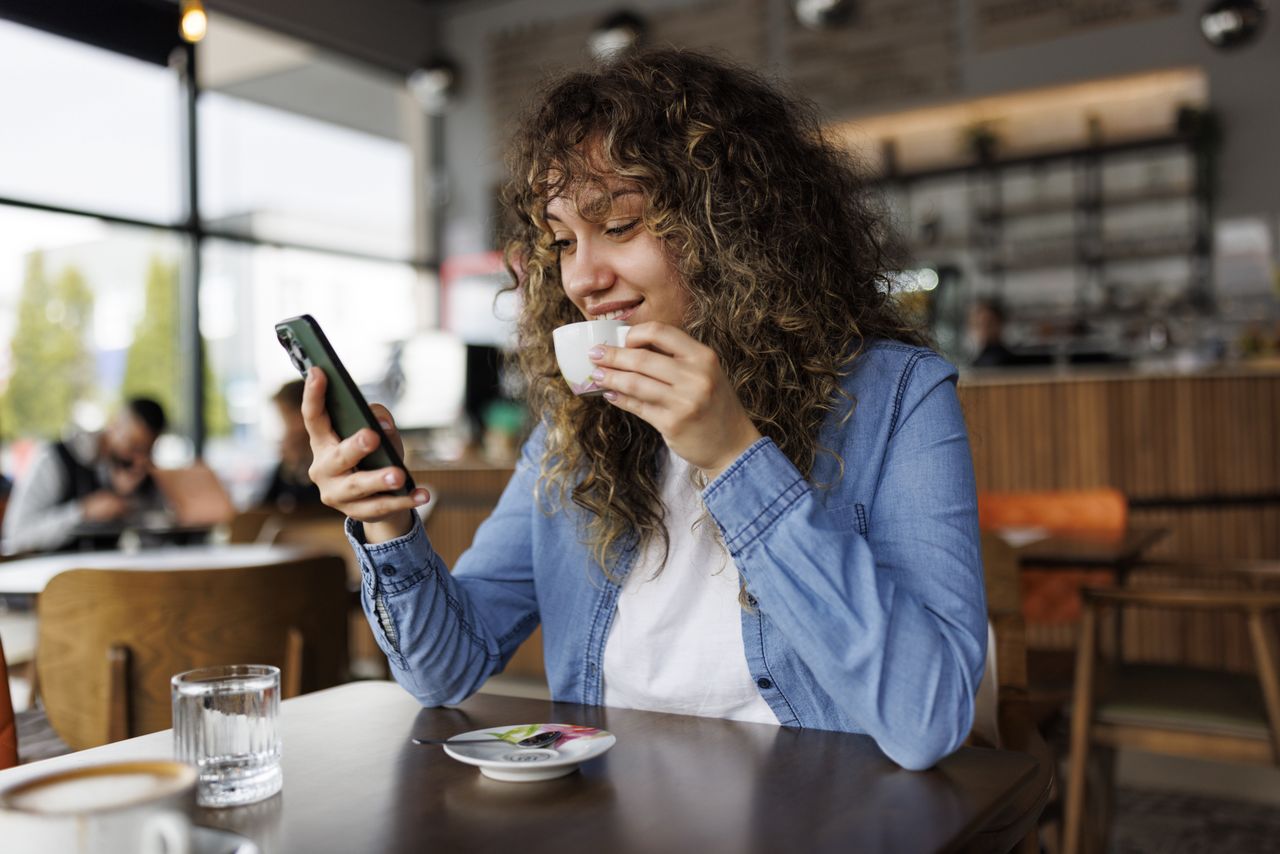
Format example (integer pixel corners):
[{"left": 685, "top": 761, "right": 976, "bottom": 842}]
[{"left": 0, "top": 0, "right": 1278, "bottom": 849}]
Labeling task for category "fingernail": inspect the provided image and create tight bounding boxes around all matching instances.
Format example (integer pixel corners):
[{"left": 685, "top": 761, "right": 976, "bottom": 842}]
[
  {"left": 384, "top": 472, "right": 398, "bottom": 486},
  {"left": 590, "top": 368, "right": 605, "bottom": 381},
  {"left": 603, "top": 391, "right": 618, "bottom": 401},
  {"left": 378, "top": 419, "right": 392, "bottom": 431},
  {"left": 588, "top": 346, "right": 605, "bottom": 360},
  {"left": 361, "top": 434, "right": 374, "bottom": 449},
  {"left": 413, "top": 490, "right": 430, "bottom": 505}
]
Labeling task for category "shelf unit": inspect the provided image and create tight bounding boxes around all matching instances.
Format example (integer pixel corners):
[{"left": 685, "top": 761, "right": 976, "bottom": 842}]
[{"left": 875, "top": 133, "right": 1214, "bottom": 348}]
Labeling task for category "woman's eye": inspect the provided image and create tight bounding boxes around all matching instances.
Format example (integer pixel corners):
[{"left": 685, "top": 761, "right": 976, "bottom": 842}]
[
  {"left": 605, "top": 220, "right": 639, "bottom": 237},
  {"left": 551, "top": 237, "right": 573, "bottom": 252}
]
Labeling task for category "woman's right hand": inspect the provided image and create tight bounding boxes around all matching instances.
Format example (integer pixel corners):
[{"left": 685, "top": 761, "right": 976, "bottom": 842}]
[{"left": 301, "top": 366, "right": 429, "bottom": 543}]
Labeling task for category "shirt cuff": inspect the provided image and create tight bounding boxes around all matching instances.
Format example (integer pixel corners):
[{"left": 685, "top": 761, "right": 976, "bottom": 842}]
[
  {"left": 343, "top": 514, "right": 438, "bottom": 595},
  {"left": 701, "top": 437, "right": 811, "bottom": 556}
]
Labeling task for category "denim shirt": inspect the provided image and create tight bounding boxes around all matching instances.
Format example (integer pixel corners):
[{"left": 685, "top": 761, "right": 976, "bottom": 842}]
[{"left": 346, "top": 341, "right": 987, "bottom": 770}]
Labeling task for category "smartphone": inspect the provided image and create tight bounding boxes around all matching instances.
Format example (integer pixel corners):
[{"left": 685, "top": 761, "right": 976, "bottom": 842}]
[{"left": 274, "top": 314, "right": 415, "bottom": 496}]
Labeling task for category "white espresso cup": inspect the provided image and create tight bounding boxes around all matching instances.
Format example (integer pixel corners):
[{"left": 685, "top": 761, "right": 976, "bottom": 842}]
[
  {"left": 552, "top": 319, "right": 631, "bottom": 396},
  {"left": 0, "top": 760, "right": 196, "bottom": 854}
]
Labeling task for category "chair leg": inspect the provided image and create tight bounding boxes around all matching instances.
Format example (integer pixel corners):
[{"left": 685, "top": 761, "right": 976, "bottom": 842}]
[
  {"left": 1063, "top": 603, "right": 1098, "bottom": 854},
  {"left": 1084, "top": 746, "right": 1116, "bottom": 854},
  {"left": 1246, "top": 610, "right": 1280, "bottom": 762}
]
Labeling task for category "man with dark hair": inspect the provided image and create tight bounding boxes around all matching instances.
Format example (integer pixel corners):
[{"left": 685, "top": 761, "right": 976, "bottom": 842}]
[{"left": 2, "top": 397, "right": 168, "bottom": 553}]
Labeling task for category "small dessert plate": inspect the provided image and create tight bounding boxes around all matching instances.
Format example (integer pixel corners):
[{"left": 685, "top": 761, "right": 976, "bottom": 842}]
[{"left": 441, "top": 724, "right": 615, "bottom": 782}]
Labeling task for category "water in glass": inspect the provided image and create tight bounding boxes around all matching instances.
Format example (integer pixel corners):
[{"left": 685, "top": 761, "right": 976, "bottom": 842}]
[{"left": 172, "top": 664, "right": 282, "bottom": 807}]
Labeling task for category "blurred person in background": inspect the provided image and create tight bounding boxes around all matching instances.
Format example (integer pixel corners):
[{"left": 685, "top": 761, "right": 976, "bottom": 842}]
[
  {"left": 967, "top": 297, "right": 1019, "bottom": 367},
  {"left": 255, "top": 380, "right": 322, "bottom": 513},
  {"left": 1, "top": 398, "right": 167, "bottom": 554}
]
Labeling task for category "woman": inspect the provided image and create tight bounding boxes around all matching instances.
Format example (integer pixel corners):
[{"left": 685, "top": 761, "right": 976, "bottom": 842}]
[{"left": 303, "top": 49, "right": 986, "bottom": 770}]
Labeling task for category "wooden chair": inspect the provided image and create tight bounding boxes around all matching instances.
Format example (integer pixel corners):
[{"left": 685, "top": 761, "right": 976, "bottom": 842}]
[
  {"left": 978, "top": 488, "right": 1130, "bottom": 722},
  {"left": 963, "top": 533, "right": 1056, "bottom": 854},
  {"left": 0, "top": 634, "right": 16, "bottom": 769},
  {"left": 1063, "top": 585, "right": 1280, "bottom": 854},
  {"left": 36, "top": 556, "right": 349, "bottom": 751}
]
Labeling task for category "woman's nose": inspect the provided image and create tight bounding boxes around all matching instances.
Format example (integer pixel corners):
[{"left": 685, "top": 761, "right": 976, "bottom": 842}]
[{"left": 563, "top": 242, "right": 616, "bottom": 299}]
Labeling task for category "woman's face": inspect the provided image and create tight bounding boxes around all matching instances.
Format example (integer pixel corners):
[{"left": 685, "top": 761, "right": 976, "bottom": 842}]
[{"left": 546, "top": 179, "right": 689, "bottom": 329}]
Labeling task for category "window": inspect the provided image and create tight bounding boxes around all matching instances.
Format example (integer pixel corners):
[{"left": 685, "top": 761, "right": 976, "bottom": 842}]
[
  {"left": 0, "top": 206, "right": 188, "bottom": 473},
  {"left": 0, "top": 20, "right": 181, "bottom": 222}
]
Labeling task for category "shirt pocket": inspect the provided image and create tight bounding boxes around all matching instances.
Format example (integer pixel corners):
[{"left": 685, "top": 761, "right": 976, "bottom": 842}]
[{"left": 825, "top": 500, "right": 869, "bottom": 537}]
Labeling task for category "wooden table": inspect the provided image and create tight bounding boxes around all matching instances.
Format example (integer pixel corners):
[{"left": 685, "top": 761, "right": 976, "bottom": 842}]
[
  {"left": 1011, "top": 526, "right": 1168, "bottom": 576},
  {"left": 0, "top": 544, "right": 316, "bottom": 596},
  {"left": 0, "top": 682, "right": 1041, "bottom": 853}
]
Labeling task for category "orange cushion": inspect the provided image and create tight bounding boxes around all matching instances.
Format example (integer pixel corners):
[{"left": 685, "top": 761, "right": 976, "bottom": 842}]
[{"left": 978, "top": 489, "right": 1128, "bottom": 536}]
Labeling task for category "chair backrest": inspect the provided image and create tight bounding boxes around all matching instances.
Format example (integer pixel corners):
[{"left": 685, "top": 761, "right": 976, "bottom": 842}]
[
  {"left": 0, "top": 634, "right": 16, "bottom": 770},
  {"left": 266, "top": 513, "right": 358, "bottom": 587},
  {"left": 978, "top": 489, "right": 1128, "bottom": 536},
  {"left": 36, "top": 556, "right": 348, "bottom": 751}
]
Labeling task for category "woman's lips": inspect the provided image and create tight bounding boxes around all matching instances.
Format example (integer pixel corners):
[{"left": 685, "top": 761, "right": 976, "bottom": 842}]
[{"left": 595, "top": 300, "right": 641, "bottom": 321}]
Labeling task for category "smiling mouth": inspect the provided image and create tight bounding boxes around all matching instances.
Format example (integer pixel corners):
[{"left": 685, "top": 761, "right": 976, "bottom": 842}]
[{"left": 593, "top": 300, "right": 642, "bottom": 321}]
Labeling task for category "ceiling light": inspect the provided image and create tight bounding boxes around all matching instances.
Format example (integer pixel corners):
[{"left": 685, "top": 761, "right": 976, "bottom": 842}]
[
  {"left": 1200, "top": 0, "right": 1267, "bottom": 49},
  {"left": 794, "top": 0, "right": 856, "bottom": 30},
  {"left": 179, "top": 0, "right": 208, "bottom": 44},
  {"left": 409, "top": 59, "right": 459, "bottom": 114},
  {"left": 588, "top": 11, "right": 646, "bottom": 61}
]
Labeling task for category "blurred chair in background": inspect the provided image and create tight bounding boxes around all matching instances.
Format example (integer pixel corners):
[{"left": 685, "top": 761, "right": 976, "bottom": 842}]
[
  {"left": 1063, "top": 584, "right": 1280, "bottom": 854},
  {"left": 964, "top": 532, "right": 1056, "bottom": 854},
  {"left": 978, "top": 488, "right": 1129, "bottom": 717},
  {"left": 36, "top": 556, "right": 348, "bottom": 750}
]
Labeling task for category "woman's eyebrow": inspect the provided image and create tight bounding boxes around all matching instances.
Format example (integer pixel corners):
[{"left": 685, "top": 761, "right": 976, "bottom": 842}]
[{"left": 544, "top": 188, "right": 641, "bottom": 223}]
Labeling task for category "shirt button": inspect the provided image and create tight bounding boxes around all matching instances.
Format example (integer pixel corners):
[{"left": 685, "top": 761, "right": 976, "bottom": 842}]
[
  {"left": 756, "top": 677, "right": 772, "bottom": 690},
  {"left": 588, "top": 662, "right": 598, "bottom": 675},
  {"left": 380, "top": 566, "right": 397, "bottom": 577},
  {"left": 746, "top": 594, "right": 758, "bottom": 607}
]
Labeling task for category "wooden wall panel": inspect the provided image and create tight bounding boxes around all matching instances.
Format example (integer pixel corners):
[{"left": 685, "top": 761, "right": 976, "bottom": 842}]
[{"left": 960, "top": 369, "right": 1280, "bottom": 672}]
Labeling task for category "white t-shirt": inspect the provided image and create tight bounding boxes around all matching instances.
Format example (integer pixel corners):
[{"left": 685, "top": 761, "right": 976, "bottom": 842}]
[{"left": 602, "top": 448, "right": 780, "bottom": 725}]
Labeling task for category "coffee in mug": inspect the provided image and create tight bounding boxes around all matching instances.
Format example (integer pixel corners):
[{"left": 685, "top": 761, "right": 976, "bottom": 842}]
[
  {"left": 552, "top": 319, "right": 631, "bottom": 396},
  {"left": 0, "top": 760, "right": 196, "bottom": 854}
]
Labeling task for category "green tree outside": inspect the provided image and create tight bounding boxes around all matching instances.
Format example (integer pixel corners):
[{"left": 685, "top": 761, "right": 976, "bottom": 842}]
[
  {"left": 122, "top": 256, "right": 230, "bottom": 437},
  {"left": 1, "top": 253, "right": 95, "bottom": 439}
]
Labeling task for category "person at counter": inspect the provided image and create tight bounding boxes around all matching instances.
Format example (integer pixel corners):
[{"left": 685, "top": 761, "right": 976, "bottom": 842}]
[
  {"left": 302, "top": 50, "right": 987, "bottom": 770},
  {"left": 967, "top": 297, "right": 1019, "bottom": 367},
  {"left": 255, "top": 380, "right": 323, "bottom": 513},
  {"left": 1, "top": 398, "right": 167, "bottom": 554}
]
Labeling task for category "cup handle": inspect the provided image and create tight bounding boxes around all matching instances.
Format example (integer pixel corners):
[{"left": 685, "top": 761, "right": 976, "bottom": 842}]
[
  {"left": 142, "top": 811, "right": 191, "bottom": 854},
  {"left": 615, "top": 325, "right": 631, "bottom": 347}
]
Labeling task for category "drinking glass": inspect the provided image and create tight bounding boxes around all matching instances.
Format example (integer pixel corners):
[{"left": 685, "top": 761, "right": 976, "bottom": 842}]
[{"left": 171, "top": 664, "right": 282, "bottom": 808}]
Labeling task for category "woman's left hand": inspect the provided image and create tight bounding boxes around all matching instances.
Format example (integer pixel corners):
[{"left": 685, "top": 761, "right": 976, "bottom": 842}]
[{"left": 588, "top": 322, "right": 762, "bottom": 480}]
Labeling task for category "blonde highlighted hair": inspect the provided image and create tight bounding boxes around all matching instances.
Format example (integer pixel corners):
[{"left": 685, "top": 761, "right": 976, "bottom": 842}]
[{"left": 501, "top": 49, "right": 927, "bottom": 575}]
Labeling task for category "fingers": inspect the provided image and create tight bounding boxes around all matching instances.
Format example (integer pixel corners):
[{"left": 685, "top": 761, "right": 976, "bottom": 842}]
[
  {"left": 328, "top": 466, "right": 410, "bottom": 504},
  {"left": 317, "top": 428, "right": 384, "bottom": 478},
  {"left": 300, "top": 367, "right": 337, "bottom": 450},
  {"left": 368, "top": 403, "right": 406, "bottom": 458},
  {"left": 616, "top": 322, "right": 700, "bottom": 357},
  {"left": 590, "top": 342, "right": 683, "bottom": 386}
]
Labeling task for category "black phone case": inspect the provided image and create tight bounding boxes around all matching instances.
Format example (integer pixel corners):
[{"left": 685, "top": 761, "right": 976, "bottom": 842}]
[{"left": 274, "top": 314, "right": 415, "bottom": 496}]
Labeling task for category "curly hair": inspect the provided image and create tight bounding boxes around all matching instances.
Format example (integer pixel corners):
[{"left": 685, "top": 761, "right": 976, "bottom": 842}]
[{"left": 501, "top": 48, "right": 927, "bottom": 577}]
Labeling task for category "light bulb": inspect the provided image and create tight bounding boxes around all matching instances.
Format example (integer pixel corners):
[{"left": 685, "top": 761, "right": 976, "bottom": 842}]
[{"left": 180, "top": 0, "right": 208, "bottom": 44}]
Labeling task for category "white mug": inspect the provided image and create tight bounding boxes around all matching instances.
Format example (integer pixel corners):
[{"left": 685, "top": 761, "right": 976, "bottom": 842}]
[
  {"left": 0, "top": 760, "right": 196, "bottom": 854},
  {"left": 552, "top": 319, "right": 631, "bottom": 396}
]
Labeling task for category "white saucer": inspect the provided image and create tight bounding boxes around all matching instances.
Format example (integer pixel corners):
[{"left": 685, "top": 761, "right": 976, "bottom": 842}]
[{"left": 441, "top": 724, "right": 615, "bottom": 782}]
